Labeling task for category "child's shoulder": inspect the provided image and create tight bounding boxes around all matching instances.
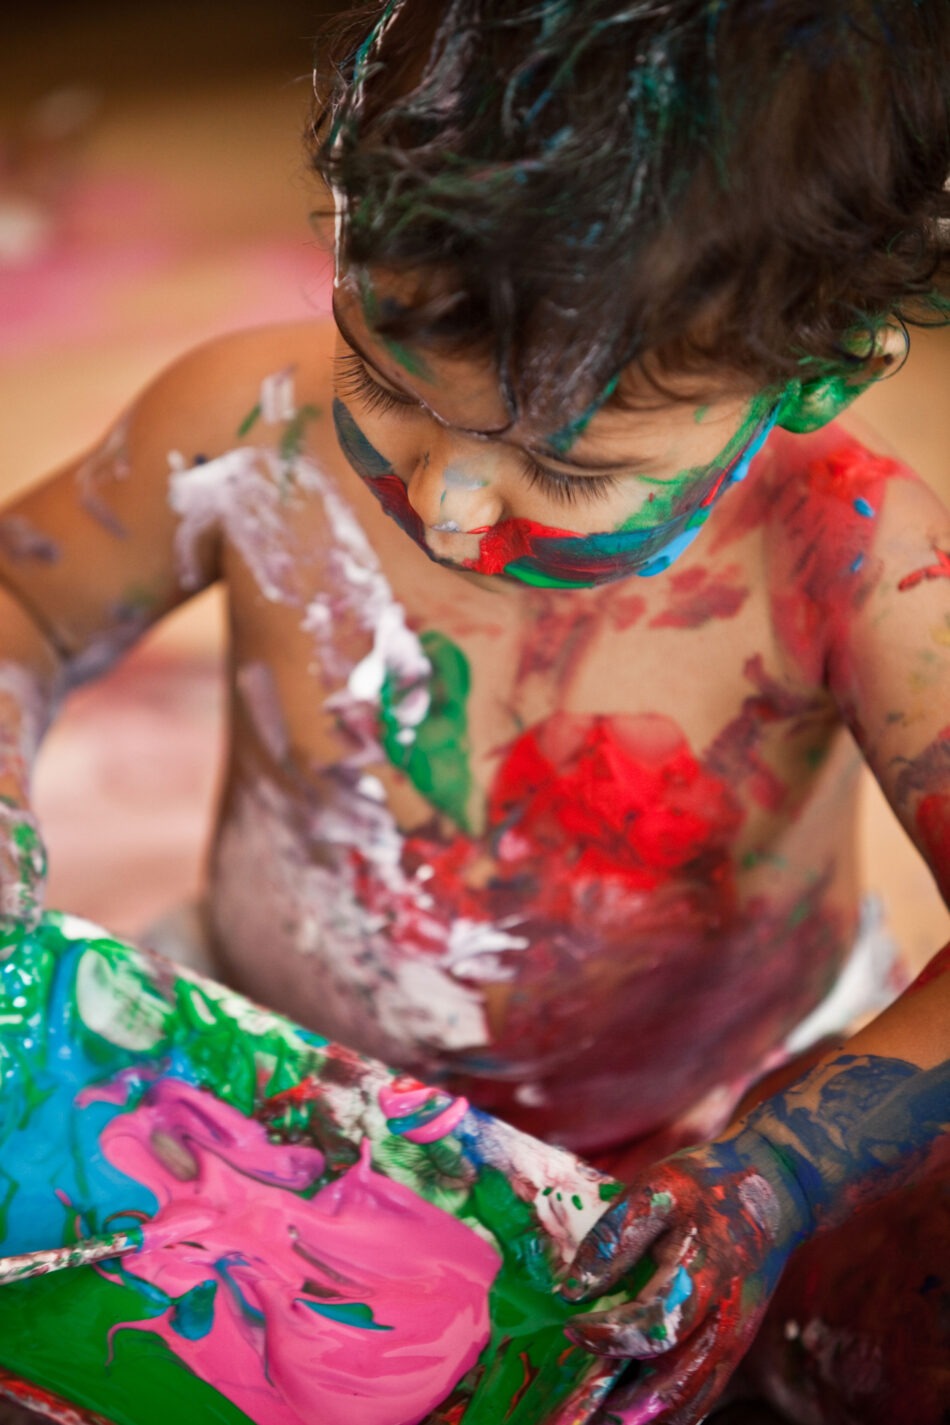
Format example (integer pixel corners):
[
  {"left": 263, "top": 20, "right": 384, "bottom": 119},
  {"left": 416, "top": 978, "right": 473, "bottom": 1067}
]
[
  {"left": 720, "top": 419, "right": 924, "bottom": 559},
  {"left": 716, "top": 418, "right": 948, "bottom": 686},
  {"left": 144, "top": 318, "right": 335, "bottom": 438}
]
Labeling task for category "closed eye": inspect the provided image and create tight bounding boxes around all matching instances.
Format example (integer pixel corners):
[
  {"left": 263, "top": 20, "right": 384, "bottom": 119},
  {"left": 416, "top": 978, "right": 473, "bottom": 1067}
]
[
  {"left": 333, "top": 352, "right": 418, "bottom": 419},
  {"left": 518, "top": 455, "right": 618, "bottom": 506},
  {"left": 336, "top": 350, "right": 619, "bottom": 505}
]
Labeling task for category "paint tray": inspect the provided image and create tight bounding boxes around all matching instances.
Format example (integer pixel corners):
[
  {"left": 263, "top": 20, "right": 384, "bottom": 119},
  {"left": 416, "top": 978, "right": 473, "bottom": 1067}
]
[{"left": 0, "top": 913, "right": 628, "bottom": 1425}]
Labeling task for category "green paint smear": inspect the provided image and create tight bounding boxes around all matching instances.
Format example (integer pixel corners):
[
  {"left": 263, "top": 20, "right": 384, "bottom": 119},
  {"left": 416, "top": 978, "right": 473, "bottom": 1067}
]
[
  {"left": 505, "top": 563, "right": 590, "bottom": 590},
  {"left": 236, "top": 404, "right": 261, "bottom": 439},
  {"left": 380, "top": 629, "right": 473, "bottom": 832},
  {"left": 618, "top": 390, "right": 775, "bottom": 534},
  {"left": 0, "top": 1271, "right": 254, "bottom": 1425},
  {"left": 279, "top": 404, "right": 320, "bottom": 473},
  {"left": 0, "top": 918, "right": 622, "bottom": 1423},
  {"left": 358, "top": 271, "right": 434, "bottom": 382},
  {"left": 776, "top": 372, "right": 876, "bottom": 435}
]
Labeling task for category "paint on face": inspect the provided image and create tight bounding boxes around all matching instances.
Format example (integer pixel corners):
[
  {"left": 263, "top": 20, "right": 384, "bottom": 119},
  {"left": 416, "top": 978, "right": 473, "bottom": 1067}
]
[
  {"left": 358, "top": 275, "right": 434, "bottom": 383},
  {"left": 333, "top": 397, "right": 779, "bottom": 588}
]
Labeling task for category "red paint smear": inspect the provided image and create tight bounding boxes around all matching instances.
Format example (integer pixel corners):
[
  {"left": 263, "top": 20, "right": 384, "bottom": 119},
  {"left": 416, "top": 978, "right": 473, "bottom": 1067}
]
[
  {"left": 608, "top": 592, "right": 648, "bottom": 631},
  {"left": 917, "top": 792, "right": 950, "bottom": 892},
  {"left": 704, "top": 654, "right": 819, "bottom": 813},
  {"left": 465, "top": 516, "right": 579, "bottom": 575},
  {"left": 897, "top": 545, "right": 950, "bottom": 592},
  {"left": 649, "top": 563, "right": 749, "bottom": 630},
  {"left": 504, "top": 1352, "right": 538, "bottom": 1417},
  {"left": 489, "top": 713, "right": 743, "bottom": 883},
  {"left": 907, "top": 939, "right": 950, "bottom": 993},
  {"left": 352, "top": 704, "right": 848, "bottom": 1148},
  {"left": 764, "top": 435, "right": 905, "bottom": 697}
]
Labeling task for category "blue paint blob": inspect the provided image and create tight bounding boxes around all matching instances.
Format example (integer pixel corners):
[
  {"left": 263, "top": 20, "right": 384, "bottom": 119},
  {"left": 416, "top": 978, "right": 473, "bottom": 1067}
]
[
  {"left": 171, "top": 1280, "right": 218, "bottom": 1340},
  {"left": 853, "top": 497, "right": 875, "bottom": 518},
  {"left": 663, "top": 1264, "right": 693, "bottom": 1314},
  {"left": 297, "top": 1299, "right": 393, "bottom": 1331}
]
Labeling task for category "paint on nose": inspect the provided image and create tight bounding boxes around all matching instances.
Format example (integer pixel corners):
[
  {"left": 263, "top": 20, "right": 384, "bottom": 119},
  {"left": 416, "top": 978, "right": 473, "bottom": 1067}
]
[{"left": 443, "top": 465, "right": 487, "bottom": 492}]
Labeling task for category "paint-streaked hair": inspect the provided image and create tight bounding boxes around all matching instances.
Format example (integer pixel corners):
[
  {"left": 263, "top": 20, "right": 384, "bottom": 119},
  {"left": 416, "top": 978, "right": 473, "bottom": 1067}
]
[{"left": 309, "top": 0, "right": 950, "bottom": 419}]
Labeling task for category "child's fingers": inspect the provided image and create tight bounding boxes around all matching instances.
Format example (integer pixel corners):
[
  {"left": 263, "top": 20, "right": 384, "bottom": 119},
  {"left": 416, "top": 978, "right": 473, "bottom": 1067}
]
[
  {"left": 560, "top": 1185, "right": 672, "bottom": 1300},
  {"left": 600, "top": 1310, "right": 744, "bottom": 1425},
  {"left": 566, "top": 1229, "right": 711, "bottom": 1358}
]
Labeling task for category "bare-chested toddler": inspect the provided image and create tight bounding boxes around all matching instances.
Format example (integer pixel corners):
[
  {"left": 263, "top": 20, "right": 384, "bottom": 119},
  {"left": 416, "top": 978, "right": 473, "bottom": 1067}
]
[{"left": 0, "top": 4, "right": 948, "bottom": 1422}]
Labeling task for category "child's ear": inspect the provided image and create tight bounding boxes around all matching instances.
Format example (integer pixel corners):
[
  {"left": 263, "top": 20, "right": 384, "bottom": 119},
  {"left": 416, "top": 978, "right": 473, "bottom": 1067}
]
[{"left": 776, "top": 326, "right": 908, "bottom": 434}]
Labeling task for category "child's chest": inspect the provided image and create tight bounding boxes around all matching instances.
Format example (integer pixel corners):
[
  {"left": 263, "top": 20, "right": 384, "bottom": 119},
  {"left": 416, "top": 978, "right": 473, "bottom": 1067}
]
[{"left": 219, "top": 446, "right": 838, "bottom": 870}]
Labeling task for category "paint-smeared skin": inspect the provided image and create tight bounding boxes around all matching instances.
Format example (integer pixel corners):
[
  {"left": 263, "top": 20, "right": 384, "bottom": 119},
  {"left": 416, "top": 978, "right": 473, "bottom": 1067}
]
[
  {"left": 199, "top": 413, "right": 931, "bottom": 1162},
  {"left": 566, "top": 1050, "right": 950, "bottom": 1423},
  {"left": 892, "top": 725, "right": 950, "bottom": 902}
]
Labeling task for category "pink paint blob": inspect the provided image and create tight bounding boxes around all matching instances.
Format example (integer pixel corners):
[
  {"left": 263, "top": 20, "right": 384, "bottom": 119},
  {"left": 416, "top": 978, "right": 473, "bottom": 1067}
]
[
  {"left": 377, "top": 1075, "right": 470, "bottom": 1144},
  {"left": 97, "top": 1079, "right": 500, "bottom": 1425}
]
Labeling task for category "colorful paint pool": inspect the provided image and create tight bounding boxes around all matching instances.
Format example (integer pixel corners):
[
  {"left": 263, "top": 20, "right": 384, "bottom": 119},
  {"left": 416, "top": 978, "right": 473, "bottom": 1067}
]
[{"left": 0, "top": 914, "right": 627, "bottom": 1425}]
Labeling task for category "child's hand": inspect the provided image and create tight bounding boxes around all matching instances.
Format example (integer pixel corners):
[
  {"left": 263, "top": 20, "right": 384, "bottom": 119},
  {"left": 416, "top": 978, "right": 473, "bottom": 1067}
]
[
  {"left": 560, "top": 1131, "right": 810, "bottom": 1424},
  {"left": 0, "top": 799, "right": 46, "bottom": 940}
]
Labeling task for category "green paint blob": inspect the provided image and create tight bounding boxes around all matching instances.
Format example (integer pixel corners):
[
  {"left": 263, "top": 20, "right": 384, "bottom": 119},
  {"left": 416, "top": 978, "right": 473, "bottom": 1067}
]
[
  {"left": 776, "top": 373, "right": 876, "bottom": 434},
  {"left": 0, "top": 1272, "right": 255, "bottom": 1425},
  {"left": 380, "top": 630, "right": 473, "bottom": 831},
  {"left": 504, "top": 563, "right": 590, "bottom": 590}
]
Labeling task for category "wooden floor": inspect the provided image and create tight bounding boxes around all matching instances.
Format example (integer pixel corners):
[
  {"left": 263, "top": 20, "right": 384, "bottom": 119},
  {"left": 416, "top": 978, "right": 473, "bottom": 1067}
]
[{"left": 0, "top": 7, "right": 948, "bottom": 969}]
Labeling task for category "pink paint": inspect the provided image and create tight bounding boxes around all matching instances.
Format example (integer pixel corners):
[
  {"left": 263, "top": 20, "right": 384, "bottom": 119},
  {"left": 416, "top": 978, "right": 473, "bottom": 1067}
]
[
  {"left": 96, "top": 1079, "right": 499, "bottom": 1425},
  {"left": 377, "top": 1075, "right": 470, "bottom": 1143}
]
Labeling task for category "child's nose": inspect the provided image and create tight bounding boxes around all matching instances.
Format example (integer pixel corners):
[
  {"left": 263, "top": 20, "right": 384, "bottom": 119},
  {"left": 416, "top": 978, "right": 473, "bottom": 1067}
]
[{"left": 406, "top": 451, "right": 504, "bottom": 530}]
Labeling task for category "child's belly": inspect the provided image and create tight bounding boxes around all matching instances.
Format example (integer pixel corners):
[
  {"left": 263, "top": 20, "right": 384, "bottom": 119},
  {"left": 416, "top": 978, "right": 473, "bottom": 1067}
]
[{"left": 207, "top": 711, "right": 860, "bottom": 1154}]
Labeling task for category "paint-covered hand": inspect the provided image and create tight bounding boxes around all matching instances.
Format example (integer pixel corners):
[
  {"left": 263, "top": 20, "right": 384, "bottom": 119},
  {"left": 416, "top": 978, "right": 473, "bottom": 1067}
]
[
  {"left": 560, "top": 1130, "right": 811, "bottom": 1424},
  {"left": 0, "top": 798, "right": 47, "bottom": 942}
]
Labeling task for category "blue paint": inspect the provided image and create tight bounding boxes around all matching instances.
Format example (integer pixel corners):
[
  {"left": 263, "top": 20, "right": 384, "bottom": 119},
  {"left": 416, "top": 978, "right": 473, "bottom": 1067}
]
[
  {"left": 297, "top": 1299, "right": 393, "bottom": 1331},
  {"left": 853, "top": 497, "right": 875, "bottom": 518},
  {"left": 215, "top": 1254, "right": 266, "bottom": 1326},
  {"left": 0, "top": 936, "right": 158, "bottom": 1255},
  {"left": 663, "top": 1265, "right": 693, "bottom": 1315},
  {"left": 850, "top": 553, "right": 865, "bottom": 573},
  {"left": 333, "top": 398, "right": 394, "bottom": 480},
  {"left": 171, "top": 1280, "right": 218, "bottom": 1340}
]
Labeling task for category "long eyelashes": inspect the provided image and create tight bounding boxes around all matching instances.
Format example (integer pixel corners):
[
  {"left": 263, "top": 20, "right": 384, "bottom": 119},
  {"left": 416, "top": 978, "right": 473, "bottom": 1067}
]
[
  {"left": 333, "top": 352, "right": 416, "bottom": 419},
  {"left": 518, "top": 456, "right": 618, "bottom": 507},
  {"left": 334, "top": 351, "right": 619, "bottom": 507}
]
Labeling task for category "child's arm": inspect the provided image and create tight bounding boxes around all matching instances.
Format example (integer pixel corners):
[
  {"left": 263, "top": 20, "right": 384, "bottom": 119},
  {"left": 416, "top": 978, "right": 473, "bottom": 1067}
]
[
  {"left": 0, "top": 321, "right": 324, "bottom": 931},
  {"left": 561, "top": 468, "right": 950, "bottom": 1423}
]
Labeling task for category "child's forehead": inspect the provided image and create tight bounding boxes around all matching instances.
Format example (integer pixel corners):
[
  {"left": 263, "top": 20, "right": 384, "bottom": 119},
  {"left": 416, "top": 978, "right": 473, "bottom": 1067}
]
[{"left": 333, "top": 277, "right": 753, "bottom": 466}]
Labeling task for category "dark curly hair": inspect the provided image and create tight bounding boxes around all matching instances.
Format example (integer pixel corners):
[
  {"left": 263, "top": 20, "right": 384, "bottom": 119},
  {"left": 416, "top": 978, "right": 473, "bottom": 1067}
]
[{"left": 309, "top": 0, "right": 950, "bottom": 421}]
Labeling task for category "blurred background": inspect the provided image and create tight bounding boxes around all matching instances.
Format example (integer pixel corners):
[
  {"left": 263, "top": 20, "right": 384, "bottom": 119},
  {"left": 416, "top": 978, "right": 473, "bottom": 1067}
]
[{"left": 0, "top": 1, "right": 947, "bottom": 968}]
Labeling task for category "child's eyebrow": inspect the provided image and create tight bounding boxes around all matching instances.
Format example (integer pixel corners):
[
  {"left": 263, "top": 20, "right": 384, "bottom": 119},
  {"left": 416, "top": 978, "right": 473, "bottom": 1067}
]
[{"left": 332, "top": 297, "right": 661, "bottom": 475}]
